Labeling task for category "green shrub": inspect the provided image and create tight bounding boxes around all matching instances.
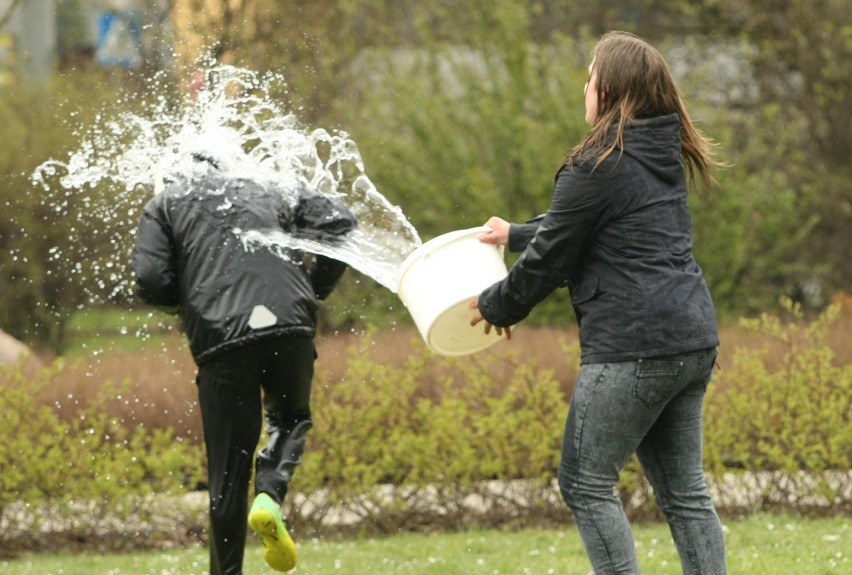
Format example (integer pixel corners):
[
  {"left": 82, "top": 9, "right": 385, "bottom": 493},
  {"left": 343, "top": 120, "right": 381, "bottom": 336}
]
[
  {"left": 0, "top": 360, "right": 204, "bottom": 553},
  {"left": 289, "top": 309, "right": 852, "bottom": 534},
  {"left": 0, "top": 362, "right": 67, "bottom": 520},
  {"left": 290, "top": 333, "right": 573, "bottom": 533},
  {"left": 4, "top": 303, "right": 850, "bottom": 550},
  {"left": 704, "top": 301, "right": 852, "bottom": 513}
]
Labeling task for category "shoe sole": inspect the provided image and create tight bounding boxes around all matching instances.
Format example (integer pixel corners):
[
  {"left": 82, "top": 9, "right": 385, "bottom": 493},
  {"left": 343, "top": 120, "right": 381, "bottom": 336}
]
[{"left": 249, "top": 508, "right": 297, "bottom": 572}]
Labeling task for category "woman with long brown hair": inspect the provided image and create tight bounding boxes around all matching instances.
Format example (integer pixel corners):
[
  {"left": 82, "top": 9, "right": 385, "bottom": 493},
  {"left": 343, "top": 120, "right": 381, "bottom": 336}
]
[{"left": 472, "top": 31, "right": 727, "bottom": 574}]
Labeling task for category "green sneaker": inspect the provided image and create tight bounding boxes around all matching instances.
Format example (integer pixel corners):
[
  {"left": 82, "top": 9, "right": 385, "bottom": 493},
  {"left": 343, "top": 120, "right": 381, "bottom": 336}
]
[{"left": 248, "top": 493, "right": 297, "bottom": 572}]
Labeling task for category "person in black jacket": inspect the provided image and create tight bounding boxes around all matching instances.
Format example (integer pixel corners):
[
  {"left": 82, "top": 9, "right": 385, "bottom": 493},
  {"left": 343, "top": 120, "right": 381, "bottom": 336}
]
[
  {"left": 471, "top": 32, "right": 727, "bottom": 574},
  {"left": 133, "top": 154, "right": 356, "bottom": 575}
]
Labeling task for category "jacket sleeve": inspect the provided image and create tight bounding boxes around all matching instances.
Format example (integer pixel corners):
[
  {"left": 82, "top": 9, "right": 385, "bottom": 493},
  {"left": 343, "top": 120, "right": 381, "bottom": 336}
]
[
  {"left": 508, "top": 214, "right": 545, "bottom": 252},
  {"left": 478, "top": 165, "right": 609, "bottom": 327},
  {"left": 291, "top": 189, "right": 357, "bottom": 299},
  {"left": 309, "top": 256, "right": 349, "bottom": 300},
  {"left": 132, "top": 194, "right": 180, "bottom": 313},
  {"left": 293, "top": 190, "right": 357, "bottom": 241}
]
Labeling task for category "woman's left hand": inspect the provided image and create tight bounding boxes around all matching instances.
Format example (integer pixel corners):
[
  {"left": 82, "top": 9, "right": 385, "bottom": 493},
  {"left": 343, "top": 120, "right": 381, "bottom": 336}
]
[{"left": 469, "top": 298, "right": 511, "bottom": 340}]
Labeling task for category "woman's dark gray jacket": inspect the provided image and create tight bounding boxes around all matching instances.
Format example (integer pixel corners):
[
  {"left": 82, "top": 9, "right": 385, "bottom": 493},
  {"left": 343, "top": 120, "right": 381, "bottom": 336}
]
[
  {"left": 478, "top": 114, "right": 719, "bottom": 364},
  {"left": 132, "top": 166, "right": 355, "bottom": 365}
]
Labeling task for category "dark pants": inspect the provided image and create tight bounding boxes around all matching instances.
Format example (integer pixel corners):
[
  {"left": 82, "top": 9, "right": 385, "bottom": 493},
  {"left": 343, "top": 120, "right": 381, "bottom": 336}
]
[{"left": 196, "top": 335, "right": 315, "bottom": 575}]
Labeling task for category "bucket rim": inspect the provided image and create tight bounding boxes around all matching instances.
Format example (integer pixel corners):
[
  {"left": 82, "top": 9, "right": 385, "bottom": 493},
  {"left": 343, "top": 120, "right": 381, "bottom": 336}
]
[{"left": 396, "top": 226, "right": 492, "bottom": 291}]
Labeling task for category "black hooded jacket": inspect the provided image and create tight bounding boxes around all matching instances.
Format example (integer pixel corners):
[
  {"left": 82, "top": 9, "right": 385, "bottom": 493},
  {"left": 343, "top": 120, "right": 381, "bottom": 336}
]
[
  {"left": 478, "top": 114, "right": 719, "bottom": 363},
  {"left": 132, "top": 167, "right": 356, "bottom": 365}
]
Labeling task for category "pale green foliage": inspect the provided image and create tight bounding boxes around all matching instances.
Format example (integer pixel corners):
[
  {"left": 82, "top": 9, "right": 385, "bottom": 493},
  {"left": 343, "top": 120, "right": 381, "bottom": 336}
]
[
  {"left": 690, "top": 107, "right": 823, "bottom": 318},
  {"left": 704, "top": 301, "right": 852, "bottom": 511},
  {"left": 2, "top": 304, "right": 850, "bottom": 551},
  {"left": 290, "top": 334, "right": 572, "bottom": 532},
  {"left": 0, "top": 360, "right": 204, "bottom": 551},
  {"left": 4, "top": 2, "right": 851, "bottom": 346},
  {"left": 343, "top": 38, "right": 589, "bottom": 238}
]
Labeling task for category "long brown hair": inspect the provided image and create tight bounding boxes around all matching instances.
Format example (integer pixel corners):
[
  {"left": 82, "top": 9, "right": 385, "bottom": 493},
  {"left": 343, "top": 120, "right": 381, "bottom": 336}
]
[{"left": 566, "top": 31, "right": 721, "bottom": 190}]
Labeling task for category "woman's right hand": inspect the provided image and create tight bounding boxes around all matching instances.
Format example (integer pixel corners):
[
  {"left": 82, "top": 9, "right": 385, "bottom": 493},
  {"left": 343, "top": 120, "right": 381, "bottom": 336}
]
[
  {"left": 469, "top": 297, "right": 512, "bottom": 340},
  {"left": 478, "top": 217, "right": 510, "bottom": 246}
]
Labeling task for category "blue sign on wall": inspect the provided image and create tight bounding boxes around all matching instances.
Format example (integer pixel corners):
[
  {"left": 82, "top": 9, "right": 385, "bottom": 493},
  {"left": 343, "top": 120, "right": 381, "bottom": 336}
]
[{"left": 95, "top": 11, "right": 142, "bottom": 68}]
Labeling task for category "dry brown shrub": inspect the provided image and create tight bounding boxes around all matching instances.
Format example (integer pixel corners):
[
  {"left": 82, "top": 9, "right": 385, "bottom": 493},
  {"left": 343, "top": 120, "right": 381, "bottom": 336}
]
[
  {"left": 35, "top": 308, "right": 852, "bottom": 444},
  {"left": 38, "top": 333, "right": 203, "bottom": 441},
  {"left": 315, "top": 325, "right": 579, "bottom": 398},
  {"left": 713, "top": 300, "right": 852, "bottom": 379},
  {"left": 827, "top": 293, "right": 852, "bottom": 366}
]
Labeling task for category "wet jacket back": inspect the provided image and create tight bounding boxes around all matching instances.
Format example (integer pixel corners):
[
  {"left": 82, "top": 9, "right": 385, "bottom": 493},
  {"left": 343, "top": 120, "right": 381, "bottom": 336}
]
[{"left": 133, "top": 170, "right": 354, "bottom": 364}]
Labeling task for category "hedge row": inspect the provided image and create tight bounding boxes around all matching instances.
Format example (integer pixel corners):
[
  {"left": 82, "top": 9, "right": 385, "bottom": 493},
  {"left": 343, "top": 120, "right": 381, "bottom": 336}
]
[
  {"left": 1, "top": 304, "right": 849, "bottom": 553},
  {"left": 289, "top": 303, "right": 851, "bottom": 536},
  {"left": 703, "top": 302, "right": 852, "bottom": 514},
  {"left": 0, "top": 364, "right": 204, "bottom": 555}
]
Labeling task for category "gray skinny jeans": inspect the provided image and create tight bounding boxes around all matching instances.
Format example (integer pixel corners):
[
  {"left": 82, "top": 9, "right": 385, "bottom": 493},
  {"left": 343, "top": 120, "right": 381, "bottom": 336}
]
[{"left": 558, "top": 348, "right": 726, "bottom": 574}]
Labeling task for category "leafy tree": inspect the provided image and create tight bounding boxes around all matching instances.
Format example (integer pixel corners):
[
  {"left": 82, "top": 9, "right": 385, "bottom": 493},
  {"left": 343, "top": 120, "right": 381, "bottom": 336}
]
[
  {"left": 321, "top": 4, "right": 593, "bottom": 326},
  {"left": 0, "top": 66, "right": 138, "bottom": 351},
  {"left": 4, "top": 1, "right": 850, "bottom": 348},
  {"left": 698, "top": 0, "right": 852, "bottom": 303}
]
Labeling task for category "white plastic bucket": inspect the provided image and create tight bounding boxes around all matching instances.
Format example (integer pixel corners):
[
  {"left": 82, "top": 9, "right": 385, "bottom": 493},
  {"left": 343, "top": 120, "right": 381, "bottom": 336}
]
[{"left": 397, "top": 226, "right": 509, "bottom": 356}]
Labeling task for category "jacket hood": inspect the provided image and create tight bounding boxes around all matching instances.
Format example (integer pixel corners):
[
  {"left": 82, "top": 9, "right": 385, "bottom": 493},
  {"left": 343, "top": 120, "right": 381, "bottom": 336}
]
[{"left": 618, "top": 114, "right": 683, "bottom": 186}]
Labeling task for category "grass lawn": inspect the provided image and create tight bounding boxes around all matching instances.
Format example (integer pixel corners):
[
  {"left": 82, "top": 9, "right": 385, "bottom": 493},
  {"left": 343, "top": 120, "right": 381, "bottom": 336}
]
[
  {"left": 2, "top": 513, "right": 848, "bottom": 574},
  {"left": 62, "top": 307, "right": 181, "bottom": 356}
]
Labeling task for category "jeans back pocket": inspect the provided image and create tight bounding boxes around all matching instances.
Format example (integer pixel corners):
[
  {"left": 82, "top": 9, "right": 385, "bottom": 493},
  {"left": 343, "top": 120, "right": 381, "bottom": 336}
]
[{"left": 632, "top": 358, "right": 684, "bottom": 408}]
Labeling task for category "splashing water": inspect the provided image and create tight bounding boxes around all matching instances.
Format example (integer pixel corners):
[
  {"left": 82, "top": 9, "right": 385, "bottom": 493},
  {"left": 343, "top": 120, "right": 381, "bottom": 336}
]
[{"left": 32, "top": 64, "right": 421, "bottom": 303}]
